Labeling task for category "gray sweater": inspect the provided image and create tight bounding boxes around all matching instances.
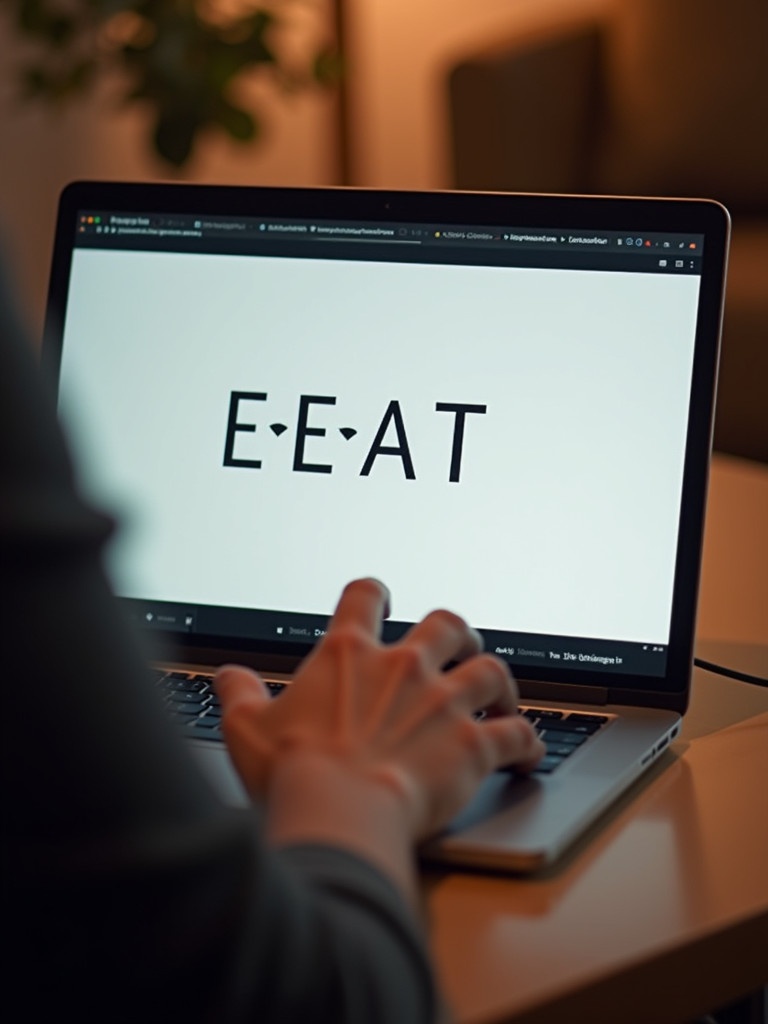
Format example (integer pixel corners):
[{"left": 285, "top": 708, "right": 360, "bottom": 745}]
[{"left": 1, "top": 264, "right": 437, "bottom": 1023}]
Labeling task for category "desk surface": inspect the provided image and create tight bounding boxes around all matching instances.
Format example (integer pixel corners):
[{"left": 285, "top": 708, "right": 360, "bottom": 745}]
[{"left": 427, "top": 456, "right": 768, "bottom": 1024}]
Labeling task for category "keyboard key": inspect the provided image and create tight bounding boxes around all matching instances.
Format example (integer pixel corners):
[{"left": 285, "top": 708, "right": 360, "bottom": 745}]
[
  {"left": 540, "top": 729, "right": 587, "bottom": 747},
  {"left": 563, "top": 713, "right": 608, "bottom": 725},
  {"left": 168, "top": 704, "right": 200, "bottom": 717},
  {"left": 185, "top": 718, "right": 222, "bottom": 737},
  {"left": 531, "top": 756, "right": 566, "bottom": 774},
  {"left": 166, "top": 678, "right": 207, "bottom": 693},
  {"left": 523, "top": 708, "right": 564, "bottom": 722},
  {"left": 546, "top": 743, "right": 580, "bottom": 758},
  {"left": 166, "top": 691, "right": 208, "bottom": 705},
  {"left": 537, "top": 718, "right": 602, "bottom": 735}
]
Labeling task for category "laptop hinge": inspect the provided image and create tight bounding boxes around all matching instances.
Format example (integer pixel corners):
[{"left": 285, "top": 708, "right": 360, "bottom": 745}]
[{"left": 517, "top": 679, "right": 610, "bottom": 706}]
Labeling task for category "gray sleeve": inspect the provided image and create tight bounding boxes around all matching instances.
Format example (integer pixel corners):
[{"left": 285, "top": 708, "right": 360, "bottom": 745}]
[
  {"left": 1, "top": 255, "right": 437, "bottom": 1024},
  {"left": 274, "top": 844, "right": 437, "bottom": 1024}
]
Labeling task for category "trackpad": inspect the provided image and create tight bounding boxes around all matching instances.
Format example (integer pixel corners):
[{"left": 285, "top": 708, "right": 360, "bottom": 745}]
[{"left": 189, "top": 741, "right": 250, "bottom": 806}]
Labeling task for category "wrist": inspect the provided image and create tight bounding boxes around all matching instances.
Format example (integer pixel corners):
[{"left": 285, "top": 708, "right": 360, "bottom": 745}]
[{"left": 264, "top": 750, "right": 420, "bottom": 906}]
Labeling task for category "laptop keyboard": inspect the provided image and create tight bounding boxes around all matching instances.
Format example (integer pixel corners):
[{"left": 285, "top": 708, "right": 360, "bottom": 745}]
[
  {"left": 155, "top": 670, "right": 285, "bottom": 742},
  {"left": 517, "top": 707, "right": 609, "bottom": 774},
  {"left": 156, "top": 671, "right": 610, "bottom": 775}
]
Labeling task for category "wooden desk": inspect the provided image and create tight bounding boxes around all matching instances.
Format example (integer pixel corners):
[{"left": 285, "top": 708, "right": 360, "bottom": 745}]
[{"left": 427, "top": 456, "right": 768, "bottom": 1024}]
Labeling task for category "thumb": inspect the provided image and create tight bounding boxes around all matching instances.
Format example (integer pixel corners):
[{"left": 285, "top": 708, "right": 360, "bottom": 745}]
[{"left": 214, "top": 663, "right": 271, "bottom": 715}]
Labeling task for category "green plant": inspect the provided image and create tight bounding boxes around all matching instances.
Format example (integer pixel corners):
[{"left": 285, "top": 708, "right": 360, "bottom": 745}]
[{"left": 7, "top": 0, "right": 339, "bottom": 166}]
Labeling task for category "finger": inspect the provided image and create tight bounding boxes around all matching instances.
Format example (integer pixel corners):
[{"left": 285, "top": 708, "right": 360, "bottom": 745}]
[
  {"left": 329, "top": 577, "right": 391, "bottom": 637},
  {"left": 401, "top": 608, "right": 483, "bottom": 670},
  {"left": 482, "top": 715, "right": 547, "bottom": 772},
  {"left": 213, "top": 666, "right": 272, "bottom": 799},
  {"left": 214, "top": 664, "right": 271, "bottom": 715},
  {"left": 447, "top": 653, "right": 519, "bottom": 716}
]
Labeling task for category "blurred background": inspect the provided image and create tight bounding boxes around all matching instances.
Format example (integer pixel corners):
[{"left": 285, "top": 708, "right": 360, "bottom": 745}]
[
  {"left": 2, "top": 0, "right": 538, "bottom": 329},
  {"left": 1, "top": 0, "right": 765, "bottom": 643}
]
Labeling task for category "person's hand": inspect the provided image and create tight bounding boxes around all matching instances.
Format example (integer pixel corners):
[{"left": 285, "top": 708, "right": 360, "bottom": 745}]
[{"left": 215, "top": 579, "right": 544, "bottom": 842}]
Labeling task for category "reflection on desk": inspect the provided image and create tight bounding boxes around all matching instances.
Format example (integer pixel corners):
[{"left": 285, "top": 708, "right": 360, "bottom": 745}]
[
  {"left": 425, "top": 454, "right": 767, "bottom": 1024},
  {"left": 428, "top": 664, "right": 768, "bottom": 1024}
]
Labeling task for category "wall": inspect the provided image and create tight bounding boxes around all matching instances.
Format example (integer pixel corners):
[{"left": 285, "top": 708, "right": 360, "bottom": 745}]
[
  {"left": 0, "top": 0, "right": 611, "bottom": 335},
  {"left": 347, "top": 0, "right": 611, "bottom": 188},
  {"left": 0, "top": 5, "right": 336, "bottom": 336}
]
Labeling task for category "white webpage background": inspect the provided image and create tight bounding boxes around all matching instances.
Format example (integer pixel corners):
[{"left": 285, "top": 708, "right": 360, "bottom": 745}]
[{"left": 59, "top": 249, "right": 700, "bottom": 643}]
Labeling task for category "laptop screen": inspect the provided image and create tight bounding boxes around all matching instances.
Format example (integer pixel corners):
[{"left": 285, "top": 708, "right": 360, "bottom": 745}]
[{"left": 45, "top": 184, "right": 728, "bottom": 701}]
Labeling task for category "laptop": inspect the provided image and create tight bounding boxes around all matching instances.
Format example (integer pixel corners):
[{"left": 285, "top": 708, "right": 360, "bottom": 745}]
[{"left": 42, "top": 181, "right": 729, "bottom": 872}]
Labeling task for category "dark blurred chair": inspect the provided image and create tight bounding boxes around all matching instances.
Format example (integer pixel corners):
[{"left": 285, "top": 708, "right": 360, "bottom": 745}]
[{"left": 448, "top": 0, "right": 768, "bottom": 463}]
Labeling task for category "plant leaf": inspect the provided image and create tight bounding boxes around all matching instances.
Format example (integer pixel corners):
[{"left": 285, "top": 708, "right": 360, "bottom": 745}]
[
  {"left": 216, "top": 101, "right": 257, "bottom": 142},
  {"left": 9, "top": 0, "right": 341, "bottom": 167},
  {"left": 313, "top": 46, "right": 344, "bottom": 87},
  {"left": 153, "top": 110, "right": 200, "bottom": 167}
]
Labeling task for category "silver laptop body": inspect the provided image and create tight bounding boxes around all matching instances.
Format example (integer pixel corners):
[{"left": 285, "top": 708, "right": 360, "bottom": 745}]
[{"left": 44, "top": 182, "right": 729, "bottom": 871}]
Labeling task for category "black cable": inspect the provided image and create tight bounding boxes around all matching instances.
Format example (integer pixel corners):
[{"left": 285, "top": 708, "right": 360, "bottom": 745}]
[{"left": 693, "top": 657, "right": 768, "bottom": 687}]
